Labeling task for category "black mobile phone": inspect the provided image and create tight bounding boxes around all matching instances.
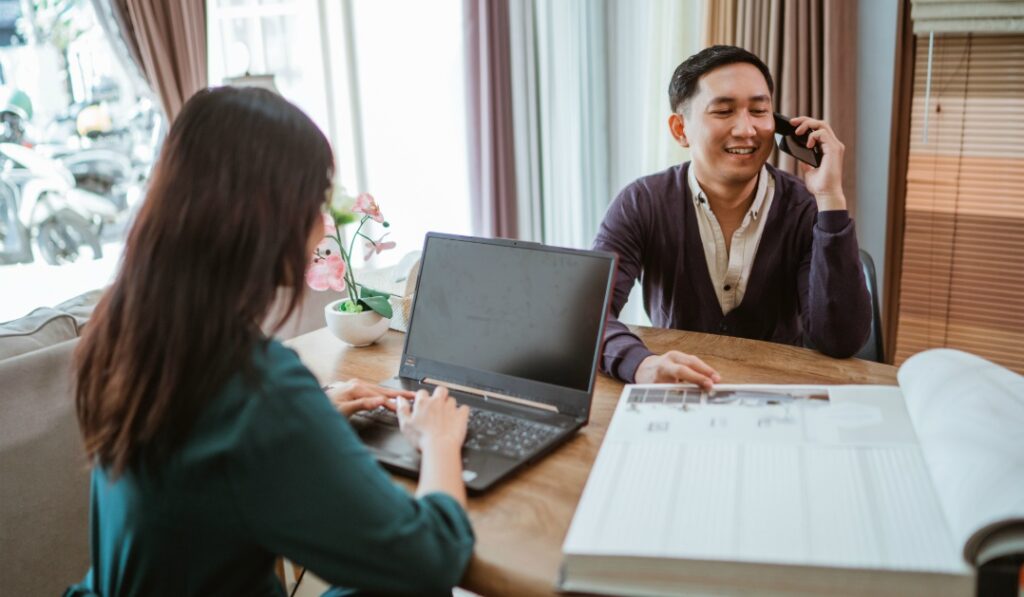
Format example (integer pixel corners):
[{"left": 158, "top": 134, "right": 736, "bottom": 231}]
[{"left": 773, "top": 112, "right": 822, "bottom": 168}]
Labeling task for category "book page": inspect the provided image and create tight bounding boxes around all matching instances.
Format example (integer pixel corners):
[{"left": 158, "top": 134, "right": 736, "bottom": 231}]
[
  {"left": 897, "top": 349, "right": 1024, "bottom": 563},
  {"left": 563, "top": 384, "right": 968, "bottom": 574}
]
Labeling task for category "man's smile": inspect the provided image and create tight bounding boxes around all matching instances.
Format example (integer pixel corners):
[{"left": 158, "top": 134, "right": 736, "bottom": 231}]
[{"left": 724, "top": 146, "right": 757, "bottom": 155}]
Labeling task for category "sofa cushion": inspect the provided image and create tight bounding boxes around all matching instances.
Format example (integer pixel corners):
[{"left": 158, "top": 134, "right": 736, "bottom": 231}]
[
  {"left": 0, "top": 338, "right": 90, "bottom": 595},
  {"left": 55, "top": 289, "right": 104, "bottom": 329},
  {"left": 0, "top": 307, "right": 80, "bottom": 361}
]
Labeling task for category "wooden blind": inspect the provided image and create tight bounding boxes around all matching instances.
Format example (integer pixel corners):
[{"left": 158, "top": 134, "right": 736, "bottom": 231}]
[
  {"left": 894, "top": 34, "right": 1024, "bottom": 372},
  {"left": 910, "top": 0, "right": 1024, "bottom": 34}
]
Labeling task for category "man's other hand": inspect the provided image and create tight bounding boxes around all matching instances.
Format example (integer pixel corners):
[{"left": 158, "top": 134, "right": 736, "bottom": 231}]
[{"left": 635, "top": 351, "right": 721, "bottom": 388}]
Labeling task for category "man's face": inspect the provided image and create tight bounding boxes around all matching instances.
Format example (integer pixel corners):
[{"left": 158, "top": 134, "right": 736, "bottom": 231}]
[{"left": 672, "top": 63, "right": 774, "bottom": 186}]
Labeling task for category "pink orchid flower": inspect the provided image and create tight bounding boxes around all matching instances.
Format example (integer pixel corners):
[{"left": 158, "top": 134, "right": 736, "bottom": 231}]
[
  {"left": 306, "top": 252, "right": 346, "bottom": 292},
  {"left": 307, "top": 236, "right": 346, "bottom": 292},
  {"left": 314, "top": 235, "right": 342, "bottom": 257},
  {"left": 352, "top": 193, "right": 385, "bottom": 223},
  {"left": 363, "top": 236, "right": 397, "bottom": 261}
]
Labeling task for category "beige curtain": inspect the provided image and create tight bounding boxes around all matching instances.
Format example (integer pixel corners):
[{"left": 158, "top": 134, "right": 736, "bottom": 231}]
[
  {"left": 703, "top": 0, "right": 858, "bottom": 215},
  {"left": 110, "top": 0, "right": 207, "bottom": 122},
  {"left": 703, "top": 0, "right": 737, "bottom": 47}
]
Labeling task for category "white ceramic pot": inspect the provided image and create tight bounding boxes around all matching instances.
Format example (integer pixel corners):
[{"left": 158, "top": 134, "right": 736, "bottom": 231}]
[{"left": 324, "top": 299, "right": 390, "bottom": 347}]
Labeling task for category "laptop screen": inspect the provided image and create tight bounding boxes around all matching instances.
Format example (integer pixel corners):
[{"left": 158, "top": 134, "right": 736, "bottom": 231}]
[{"left": 404, "top": 235, "right": 614, "bottom": 393}]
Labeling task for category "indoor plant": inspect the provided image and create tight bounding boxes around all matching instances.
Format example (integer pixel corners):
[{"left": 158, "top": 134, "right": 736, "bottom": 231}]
[{"left": 306, "top": 190, "right": 397, "bottom": 346}]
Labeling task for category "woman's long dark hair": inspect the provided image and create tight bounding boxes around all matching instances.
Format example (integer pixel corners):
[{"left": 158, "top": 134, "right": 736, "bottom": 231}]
[{"left": 75, "top": 87, "right": 333, "bottom": 475}]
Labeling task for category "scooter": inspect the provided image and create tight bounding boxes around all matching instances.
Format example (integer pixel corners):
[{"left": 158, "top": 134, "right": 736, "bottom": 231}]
[
  {"left": 0, "top": 177, "right": 31, "bottom": 265},
  {"left": 0, "top": 141, "right": 113, "bottom": 265},
  {"left": 42, "top": 99, "right": 161, "bottom": 237}
]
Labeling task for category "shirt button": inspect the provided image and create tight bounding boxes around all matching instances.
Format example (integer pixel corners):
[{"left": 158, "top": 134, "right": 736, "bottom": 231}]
[{"left": 724, "top": 284, "right": 732, "bottom": 291}]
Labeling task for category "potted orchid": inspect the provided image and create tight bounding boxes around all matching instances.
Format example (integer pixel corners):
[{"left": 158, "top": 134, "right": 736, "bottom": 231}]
[{"left": 306, "top": 190, "right": 397, "bottom": 346}]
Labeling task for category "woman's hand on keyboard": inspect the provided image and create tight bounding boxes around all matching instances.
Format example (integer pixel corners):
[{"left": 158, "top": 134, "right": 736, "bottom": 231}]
[
  {"left": 398, "top": 386, "right": 470, "bottom": 505},
  {"left": 396, "top": 386, "right": 469, "bottom": 453},
  {"left": 324, "top": 378, "right": 415, "bottom": 418}
]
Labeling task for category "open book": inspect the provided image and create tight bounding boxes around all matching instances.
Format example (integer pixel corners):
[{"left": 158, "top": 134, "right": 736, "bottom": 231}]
[{"left": 560, "top": 349, "right": 1024, "bottom": 596}]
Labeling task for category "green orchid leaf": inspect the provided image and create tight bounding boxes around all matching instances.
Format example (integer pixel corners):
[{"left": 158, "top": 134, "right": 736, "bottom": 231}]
[
  {"left": 358, "top": 286, "right": 391, "bottom": 299},
  {"left": 358, "top": 295, "right": 393, "bottom": 319}
]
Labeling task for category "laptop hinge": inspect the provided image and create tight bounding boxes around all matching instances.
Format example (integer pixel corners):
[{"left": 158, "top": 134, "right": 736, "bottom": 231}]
[{"left": 422, "top": 377, "right": 559, "bottom": 413}]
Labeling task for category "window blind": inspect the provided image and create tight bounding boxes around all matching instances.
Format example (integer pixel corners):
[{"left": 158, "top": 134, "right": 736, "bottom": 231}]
[
  {"left": 893, "top": 34, "right": 1024, "bottom": 372},
  {"left": 910, "top": 0, "right": 1024, "bottom": 34}
]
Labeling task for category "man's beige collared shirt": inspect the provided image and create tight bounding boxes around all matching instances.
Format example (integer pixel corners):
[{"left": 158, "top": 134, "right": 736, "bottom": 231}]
[{"left": 687, "top": 165, "right": 776, "bottom": 315}]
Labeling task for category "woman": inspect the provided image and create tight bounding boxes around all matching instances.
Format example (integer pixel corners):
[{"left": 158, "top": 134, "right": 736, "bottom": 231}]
[{"left": 67, "top": 87, "right": 473, "bottom": 596}]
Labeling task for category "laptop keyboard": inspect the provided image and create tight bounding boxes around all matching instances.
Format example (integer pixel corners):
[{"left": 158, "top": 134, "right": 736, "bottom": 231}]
[{"left": 355, "top": 406, "right": 563, "bottom": 459}]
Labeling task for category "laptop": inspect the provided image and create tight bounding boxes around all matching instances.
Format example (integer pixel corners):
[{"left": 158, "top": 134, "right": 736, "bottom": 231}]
[{"left": 349, "top": 232, "right": 616, "bottom": 492}]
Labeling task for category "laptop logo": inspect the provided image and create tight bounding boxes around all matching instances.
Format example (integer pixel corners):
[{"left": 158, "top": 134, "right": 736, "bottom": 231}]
[{"left": 405, "top": 357, "right": 416, "bottom": 366}]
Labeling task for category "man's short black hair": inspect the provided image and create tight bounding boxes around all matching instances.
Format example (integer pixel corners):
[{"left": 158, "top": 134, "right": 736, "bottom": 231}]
[{"left": 668, "top": 45, "right": 774, "bottom": 113}]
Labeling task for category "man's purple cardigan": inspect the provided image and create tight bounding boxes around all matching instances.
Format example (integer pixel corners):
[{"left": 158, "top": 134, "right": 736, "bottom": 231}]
[{"left": 593, "top": 162, "right": 871, "bottom": 382}]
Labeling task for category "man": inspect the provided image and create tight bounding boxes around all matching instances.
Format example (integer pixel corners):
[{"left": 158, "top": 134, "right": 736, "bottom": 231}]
[{"left": 594, "top": 45, "right": 870, "bottom": 386}]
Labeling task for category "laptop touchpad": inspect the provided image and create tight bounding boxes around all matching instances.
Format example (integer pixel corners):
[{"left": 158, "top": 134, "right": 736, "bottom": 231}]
[{"left": 352, "top": 420, "right": 421, "bottom": 467}]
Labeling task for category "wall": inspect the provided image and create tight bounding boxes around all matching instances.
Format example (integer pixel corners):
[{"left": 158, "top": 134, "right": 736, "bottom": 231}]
[{"left": 856, "top": 0, "right": 900, "bottom": 310}]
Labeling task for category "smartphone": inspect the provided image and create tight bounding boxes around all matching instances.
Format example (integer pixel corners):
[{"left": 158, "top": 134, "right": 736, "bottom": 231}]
[{"left": 774, "top": 112, "right": 822, "bottom": 168}]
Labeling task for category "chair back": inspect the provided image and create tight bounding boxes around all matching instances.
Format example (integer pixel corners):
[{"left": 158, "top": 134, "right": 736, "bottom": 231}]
[{"left": 855, "top": 249, "right": 885, "bottom": 363}]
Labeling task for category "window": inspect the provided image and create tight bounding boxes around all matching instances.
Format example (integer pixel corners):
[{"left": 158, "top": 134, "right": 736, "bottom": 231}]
[
  {"left": 207, "top": 0, "right": 472, "bottom": 269},
  {"left": 207, "top": 0, "right": 331, "bottom": 135},
  {"left": 0, "top": 0, "right": 160, "bottom": 321},
  {"left": 892, "top": 34, "right": 1024, "bottom": 372},
  {"left": 348, "top": 0, "right": 472, "bottom": 262}
]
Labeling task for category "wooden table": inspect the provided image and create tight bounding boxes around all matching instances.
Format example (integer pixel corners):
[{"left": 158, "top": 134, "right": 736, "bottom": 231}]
[{"left": 287, "top": 326, "right": 899, "bottom": 596}]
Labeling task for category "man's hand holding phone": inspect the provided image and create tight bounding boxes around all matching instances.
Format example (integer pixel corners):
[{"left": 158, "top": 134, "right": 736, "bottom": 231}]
[{"left": 787, "top": 115, "right": 847, "bottom": 212}]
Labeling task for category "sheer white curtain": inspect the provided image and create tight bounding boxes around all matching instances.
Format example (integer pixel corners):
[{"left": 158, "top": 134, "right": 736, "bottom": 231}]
[
  {"left": 508, "top": 0, "right": 543, "bottom": 242},
  {"left": 509, "top": 1, "right": 700, "bottom": 230},
  {"left": 608, "top": 0, "right": 702, "bottom": 194},
  {"left": 609, "top": 1, "right": 702, "bottom": 326},
  {"left": 508, "top": 0, "right": 608, "bottom": 249},
  {"left": 508, "top": 0, "right": 700, "bottom": 322}
]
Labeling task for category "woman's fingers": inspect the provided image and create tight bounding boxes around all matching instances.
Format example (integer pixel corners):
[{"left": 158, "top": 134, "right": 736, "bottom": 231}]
[
  {"left": 348, "top": 379, "right": 414, "bottom": 398},
  {"left": 323, "top": 378, "right": 416, "bottom": 413},
  {"left": 338, "top": 396, "right": 387, "bottom": 417},
  {"left": 397, "top": 392, "right": 422, "bottom": 426},
  {"left": 398, "top": 388, "right": 463, "bottom": 451},
  {"left": 377, "top": 385, "right": 416, "bottom": 399},
  {"left": 396, "top": 393, "right": 423, "bottom": 448}
]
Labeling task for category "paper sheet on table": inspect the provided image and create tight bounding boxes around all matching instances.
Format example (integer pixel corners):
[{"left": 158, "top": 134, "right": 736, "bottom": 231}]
[{"left": 563, "top": 383, "right": 968, "bottom": 574}]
